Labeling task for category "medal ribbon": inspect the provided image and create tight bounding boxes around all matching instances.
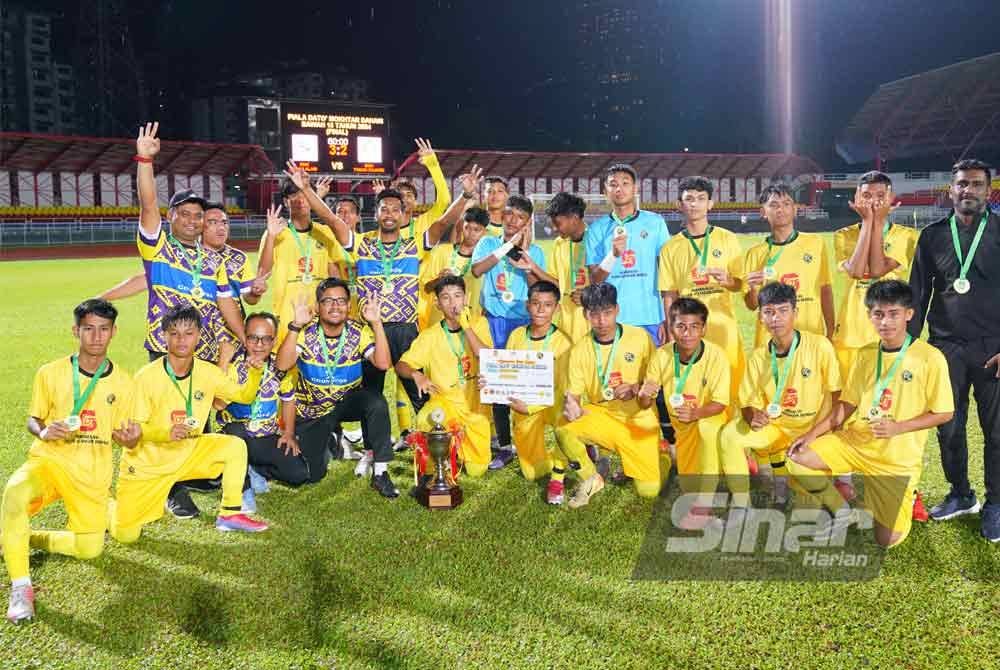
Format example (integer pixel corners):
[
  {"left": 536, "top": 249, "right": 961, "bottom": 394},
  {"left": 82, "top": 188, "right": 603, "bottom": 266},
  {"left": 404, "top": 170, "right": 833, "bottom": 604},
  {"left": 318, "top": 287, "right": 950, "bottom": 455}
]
[
  {"left": 450, "top": 246, "right": 472, "bottom": 276},
  {"left": 769, "top": 331, "right": 800, "bottom": 408},
  {"left": 764, "top": 229, "right": 798, "bottom": 271},
  {"left": 527, "top": 325, "right": 556, "bottom": 351},
  {"left": 949, "top": 213, "right": 988, "bottom": 285},
  {"left": 70, "top": 355, "right": 109, "bottom": 417},
  {"left": 685, "top": 225, "right": 713, "bottom": 270},
  {"left": 441, "top": 321, "right": 467, "bottom": 385},
  {"left": 318, "top": 327, "right": 349, "bottom": 386},
  {"left": 247, "top": 361, "right": 273, "bottom": 422},
  {"left": 672, "top": 342, "right": 702, "bottom": 397},
  {"left": 592, "top": 325, "right": 622, "bottom": 394},
  {"left": 288, "top": 224, "right": 314, "bottom": 281},
  {"left": 376, "top": 235, "right": 403, "bottom": 289},
  {"left": 501, "top": 257, "right": 515, "bottom": 296},
  {"left": 165, "top": 359, "right": 194, "bottom": 418},
  {"left": 871, "top": 334, "right": 913, "bottom": 414},
  {"left": 167, "top": 233, "right": 204, "bottom": 295}
]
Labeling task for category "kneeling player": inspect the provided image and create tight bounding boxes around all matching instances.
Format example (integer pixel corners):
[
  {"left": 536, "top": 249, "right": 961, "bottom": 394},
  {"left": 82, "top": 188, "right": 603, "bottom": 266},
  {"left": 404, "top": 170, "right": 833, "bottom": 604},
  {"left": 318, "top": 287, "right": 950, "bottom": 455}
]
[
  {"left": 500, "top": 281, "right": 573, "bottom": 495},
  {"left": 639, "top": 297, "right": 734, "bottom": 528},
  {"left": 557, "top": 283, "right": 669, "bottom": 508},
  {"left": 112, "top": 306, "right": 270, "bottom": 542},
  {"left": 786, "top": 280, "right": 953, "bottom": 547},
  {"left": 398, "top": 275, "right": 494, "bottom": 478},
  {"left": 719, "top": 282, "right": 841, "bottom": 508},
  {"left": 3, "top": 300, "right": 138, "bottom": 624}
]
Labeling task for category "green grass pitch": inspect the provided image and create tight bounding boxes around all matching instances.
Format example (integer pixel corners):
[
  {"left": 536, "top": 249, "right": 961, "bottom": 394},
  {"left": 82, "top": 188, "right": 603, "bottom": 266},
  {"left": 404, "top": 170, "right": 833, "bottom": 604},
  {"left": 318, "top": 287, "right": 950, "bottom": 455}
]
[{"left": 1, "top": 236, "right": 998, "bottom": 669}]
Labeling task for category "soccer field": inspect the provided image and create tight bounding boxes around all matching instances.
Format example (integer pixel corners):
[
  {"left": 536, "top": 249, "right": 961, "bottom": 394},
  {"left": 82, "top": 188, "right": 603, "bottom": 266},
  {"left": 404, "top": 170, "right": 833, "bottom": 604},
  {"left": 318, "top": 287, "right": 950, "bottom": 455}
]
[{"left": 1, "top": 242, "right": 997, "bottom": 670}]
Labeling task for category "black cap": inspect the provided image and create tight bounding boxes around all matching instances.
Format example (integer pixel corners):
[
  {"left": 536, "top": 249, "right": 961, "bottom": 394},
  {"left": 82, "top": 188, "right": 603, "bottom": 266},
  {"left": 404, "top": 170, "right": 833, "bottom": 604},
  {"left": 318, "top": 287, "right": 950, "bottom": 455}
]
[{"left": 167, "top": 189, "right": 208, "bottom": 210}]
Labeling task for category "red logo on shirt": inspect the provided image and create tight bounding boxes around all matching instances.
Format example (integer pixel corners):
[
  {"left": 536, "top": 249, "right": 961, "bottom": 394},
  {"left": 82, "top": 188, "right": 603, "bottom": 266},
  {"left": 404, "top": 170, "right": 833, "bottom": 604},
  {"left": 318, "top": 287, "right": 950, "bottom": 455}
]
[
  {"left": 608, "top": 371, "right": 623, "bottom": 387},
  {"left": 621, "top": 250, "right": 637, "bottom": 269},
  {"left": 780, "top": 273, "right": 800, "bottom": 291},
  {"left": 681, "top": 393, "right": 697, "bottom": 408},
  {"left": 80, "top": 409, "right": 97, "bottom": 432},
  {"left": 171, "top": 410, "right": 188, "bottom": 425},
  {"left": 781, "top": 387, "right": 798, "bottom": 408},
  {"left": 461, "top": 355, "right": 472, "bottom": 377},
  {"left": 495, "top": 273, "right": 507, "bottom": 291},
  {"left": 574, "top": 267, "right": 587, "bottom": 288},
  {"left": 878, "top": 388, "right": 893, "bottom": 411},
  {"left": 297, "top": 257, "right": 315, "bottom": 274},
  {"left": 690, "top": 267, "right": 711, "bottom": 286}
]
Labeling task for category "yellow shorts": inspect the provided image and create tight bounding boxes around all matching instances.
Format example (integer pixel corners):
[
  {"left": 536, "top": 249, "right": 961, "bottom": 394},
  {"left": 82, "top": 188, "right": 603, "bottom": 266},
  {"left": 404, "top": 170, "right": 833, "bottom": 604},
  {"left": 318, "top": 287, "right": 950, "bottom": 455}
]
[
  {"left": 416, "top": 392, "right": 492, "bottom": 476},
  {"left": 16, "top": 456, "right": 110, "bottom": 534},
  {"left": 720, "top": 419, "right": 792, "bottom": 460},
  {"left": 561, "top": 404, "right": 661, "bottom": 483},
  {"left": 810, "top": 433, "right": 916, "bottom": 541},
  {"left": 114, "top": 434, "right": 244, "bottom": 530},
  {"left": 512, "top": 409, "right": 560, "bottom": 480}
]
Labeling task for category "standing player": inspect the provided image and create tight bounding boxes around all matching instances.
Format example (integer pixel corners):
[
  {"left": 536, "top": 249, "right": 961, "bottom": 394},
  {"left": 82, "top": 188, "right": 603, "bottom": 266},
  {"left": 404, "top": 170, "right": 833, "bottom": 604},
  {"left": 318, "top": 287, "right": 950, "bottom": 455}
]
[
  {"left": 282, "top": 279, "right": 400, "bottom": 498},
  {"left": 134, "top": 122, "right": 245, "bottom": 363},
  {"left": 398, "top": 275, "right": 495, "bottom": 478},
  {"left": 787, "top": 280, "right": 954, "bottom": 547},
  {"left": 546, "top": 192, "right": 591, "bottom": 342},
  {"left": 471, "top": 195, "right": 556, "bottom": 469},
  {"left": 501, "top": 281, "right": 574, "bottom": 495},
  {"left": 422, "top": 206, "right": 490, "bottom": 326},
  {"left": 556, "top": 283, "right": 669, "bottom": 508},
  {"left": 658, "top": 177, "right": 744, "bottom": 396},
  {"left": 639, "top": 298, "right": 735, "bottom": 529},
  {"left": 743, "top": 184, "right": 835, "bottom": 347},
  {"left": 719, "top": 283, "right": 842, "bottom": 508},
  {"left": 384, "top": 138, "right": 451, "bottom": 241},
  {"left": 111, "top": 305, "right": 269, "bottom": 543},
  {"left": 908, "top": 159, "right": 1000, "bottom": 541},
  {"left": 483, "top": 176, "right": 509, "bottom": 235},
  {"left": 2, "top": 300, "right": 139, "bottom": 624},
  {"left": 332, "top": 194, "right": 363, "bottom": 318}
]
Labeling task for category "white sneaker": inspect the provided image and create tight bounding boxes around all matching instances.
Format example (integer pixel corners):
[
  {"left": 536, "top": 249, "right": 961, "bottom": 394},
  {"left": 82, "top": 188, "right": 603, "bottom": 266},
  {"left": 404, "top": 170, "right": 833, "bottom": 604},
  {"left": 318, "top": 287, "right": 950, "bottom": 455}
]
[
  {"left": 354, "top": 450, "right": 374, "bottom": 478},
  {"left": 7, "top": 583, "right": 34, "bottom": 624},
  {"left": 813, "top": 507, "right": 858, "bottom": 543},
  {"left": 341, "top": 428, "right": 365, "bottom": 460}
]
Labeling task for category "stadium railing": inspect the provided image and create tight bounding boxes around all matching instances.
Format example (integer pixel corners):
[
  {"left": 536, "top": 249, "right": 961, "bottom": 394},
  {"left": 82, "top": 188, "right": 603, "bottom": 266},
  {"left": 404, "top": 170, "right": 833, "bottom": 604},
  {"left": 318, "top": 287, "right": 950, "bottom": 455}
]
[{"left": 0, "top": 216, "right": 267, "bottom": 248}]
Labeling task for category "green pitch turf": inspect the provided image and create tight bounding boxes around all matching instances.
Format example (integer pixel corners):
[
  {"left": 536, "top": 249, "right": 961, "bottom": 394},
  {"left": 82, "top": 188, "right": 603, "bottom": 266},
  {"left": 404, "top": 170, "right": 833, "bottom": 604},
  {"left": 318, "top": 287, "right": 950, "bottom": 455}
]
[{"left": 1, "top": 240, "right": 998, "bottom": 669}]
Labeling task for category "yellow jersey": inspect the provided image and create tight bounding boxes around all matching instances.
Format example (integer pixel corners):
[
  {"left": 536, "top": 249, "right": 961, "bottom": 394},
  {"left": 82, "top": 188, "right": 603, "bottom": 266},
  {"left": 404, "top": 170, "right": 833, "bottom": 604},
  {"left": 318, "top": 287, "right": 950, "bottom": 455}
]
[
  {"left": 400, "top": 316, "right": 494, "bottom": 410},
  {"left": 743, "top": 231, "right": 831, "bottom": 346},
  {"left": 645, "top": 340, "right": 730, "bottom": 420},
  {"left": 739, "top": 330, "right": 841, "bottom": 433},
  {"left": 400, "top": 153, "right": 450, "bottom": 240},
  {"left": 566, "top": 324, "right": 657, "bottom": 425},
  {"left": 505, "top": 324, "right": 574, "bottom": 416},
  {"left": 420, "top": 243, "right": 482, "bottom": 328},
  {"left": 832, "top": 223, "right": 919, "bottom": 349},
  {"left": 551, "top": 235, "right": 590, "bottom": 342}
]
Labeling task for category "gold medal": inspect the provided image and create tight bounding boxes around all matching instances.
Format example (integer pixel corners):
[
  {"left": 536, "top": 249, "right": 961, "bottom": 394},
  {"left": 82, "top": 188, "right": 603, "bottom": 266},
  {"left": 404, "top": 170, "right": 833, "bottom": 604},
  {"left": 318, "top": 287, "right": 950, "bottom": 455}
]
[
  {"left": 184, "top": 415, "right": 200, "bottom": 430},
  {"left": 601, "top": 387, "right": 615, "bottom": 401},
  {"left": 190, "top": 285, "right": 205, "bottom": 300}
]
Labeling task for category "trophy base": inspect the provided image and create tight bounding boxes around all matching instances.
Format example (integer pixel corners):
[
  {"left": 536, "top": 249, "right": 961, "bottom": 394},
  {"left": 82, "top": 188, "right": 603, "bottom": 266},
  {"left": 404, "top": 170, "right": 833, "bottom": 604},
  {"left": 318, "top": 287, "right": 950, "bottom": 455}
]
[{"left": 416, "top": 485, "right": 463, "bottom": 510}]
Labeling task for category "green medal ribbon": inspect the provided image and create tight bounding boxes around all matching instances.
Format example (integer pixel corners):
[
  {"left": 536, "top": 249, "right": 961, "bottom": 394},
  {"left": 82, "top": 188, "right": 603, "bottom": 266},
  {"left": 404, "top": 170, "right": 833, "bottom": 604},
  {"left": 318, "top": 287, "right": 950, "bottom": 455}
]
[
  {"left": 611, "top": 210, "right": 636, "bottom": 225},
  {"left": 288, "top": 224, "right": 314, "bottom": 281},
  {"left": 70, "top": 355, "right": 109, "bottom": 417},
  {"left": 672, "top": 342, "right": 702, "bottom": 396},
  {"left": 165, "top": 359, "right": 195, "bottom": 418},
  {"left": 764, "top": 229, "right": 799, "bottom": 272},
  {"left": 441, "top": 321, "right": 467, "bottom": 385},
  {"left": 167, "top": 233, "right": 204, "bottom": 296},
  {"left": 568, "top": 239, "right": 585, "bottom": 288},
  {"left": 501, "top": 257, "right": 515, "bottom": 296},
  {"left": 592, "top": 325, "right": 622, "bottom": 395},
  {"left": 376, "top": 235, "right": 403, "bottom": 289},
  {"left": 949, "top": 213, "right": 988, "bottom": 285},
  {"left": 527, "top": 325, "right": 556, "bottom": 351},
  {"left": 247, "top": 361, "right": 273, "bottom": 422},
  {"left": 684, "top": 225, "right": 713, "bottom": 271},
  {"left": 450, "top": 246, "right": 472, "bottom": 276},
  {"left": 871, "top": 334, "right": 913, "bottom": 414},
  {"left": 318, "top": 326, "right": 349, "bottom": 386},
  {"left": 408, "top": 217, "right": 416, "bottom": 240},
  {"left": 769, "top": 331, "right": 800, "bottom": 407}
]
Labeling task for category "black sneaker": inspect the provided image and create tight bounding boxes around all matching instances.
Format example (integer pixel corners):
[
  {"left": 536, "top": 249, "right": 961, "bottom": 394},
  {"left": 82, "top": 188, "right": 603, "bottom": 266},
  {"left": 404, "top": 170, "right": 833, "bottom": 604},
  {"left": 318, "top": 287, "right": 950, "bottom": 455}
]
[
  {"left": 371, "top": 472, "right": 400, "bottom": 499},
  {"left": 165, "top": 486, "right": 200, "bottom": 519},
  {"left": 393, "top": 430, "right": 412, "bottom": 452},
  {"left": 929, "top": 490, "right": 980, "bottom": 521},
  {"left": 409, "top": 473, "right": 432, "bottom": 499},
  {"left": 981, "top": 502, "right": 1000, "bottom": 543}
]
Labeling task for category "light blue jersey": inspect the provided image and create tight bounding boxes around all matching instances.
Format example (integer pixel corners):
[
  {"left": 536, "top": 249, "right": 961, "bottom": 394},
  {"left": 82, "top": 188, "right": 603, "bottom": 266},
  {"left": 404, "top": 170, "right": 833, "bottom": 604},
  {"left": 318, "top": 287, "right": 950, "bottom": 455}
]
[
  {"left": 472, "top": 236, "right": 547, "bottom": 320},
  {"left": 585, "top": 209, "right": 669, "bottom": 326}
]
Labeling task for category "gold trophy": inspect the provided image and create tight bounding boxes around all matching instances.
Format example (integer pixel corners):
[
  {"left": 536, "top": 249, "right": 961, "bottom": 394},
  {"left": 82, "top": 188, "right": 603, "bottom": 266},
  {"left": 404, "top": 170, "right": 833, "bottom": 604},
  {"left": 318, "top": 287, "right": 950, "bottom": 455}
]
[{"left": 416, "top": 408, "right": 464, "bottom": 510}]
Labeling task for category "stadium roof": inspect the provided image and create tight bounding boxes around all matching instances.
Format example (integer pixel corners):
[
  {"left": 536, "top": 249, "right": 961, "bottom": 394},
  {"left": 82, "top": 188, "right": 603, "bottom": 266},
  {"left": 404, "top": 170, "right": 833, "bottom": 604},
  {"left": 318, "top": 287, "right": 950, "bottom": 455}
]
[
  {"left": 836, "top": 52, "right": 1000, "bottom": 165},
  {"left": 397, "top": 150, "right": 821, "bottom": 180},
  {"left": 0, "top": 132, "right": 274, "bottom": 176}
]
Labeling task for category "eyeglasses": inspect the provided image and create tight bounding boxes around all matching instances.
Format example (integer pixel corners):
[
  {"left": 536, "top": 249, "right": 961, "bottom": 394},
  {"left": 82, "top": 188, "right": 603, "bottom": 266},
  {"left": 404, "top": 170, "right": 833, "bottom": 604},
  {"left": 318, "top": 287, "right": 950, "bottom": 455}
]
[
  {"left": 318, "top": 297, "right": 350, "bottom": 306},
  {"left": 246, "top": 335, "right": 275, "bottom": 345}
]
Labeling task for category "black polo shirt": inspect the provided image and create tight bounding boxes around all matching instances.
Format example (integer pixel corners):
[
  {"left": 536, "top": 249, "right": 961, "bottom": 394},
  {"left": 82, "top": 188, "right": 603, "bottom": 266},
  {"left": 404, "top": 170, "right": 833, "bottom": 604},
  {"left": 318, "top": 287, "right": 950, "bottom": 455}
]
[{"left": 908, "top": 209, "right": 1000, "bottom": 342}]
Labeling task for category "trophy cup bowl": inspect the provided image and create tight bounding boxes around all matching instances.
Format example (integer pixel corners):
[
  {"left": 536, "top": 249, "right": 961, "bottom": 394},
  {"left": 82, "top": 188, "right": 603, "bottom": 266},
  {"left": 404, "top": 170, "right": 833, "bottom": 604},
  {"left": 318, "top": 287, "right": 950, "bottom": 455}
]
[{"left": 416, "top": 408, "right": 464, "bottom": 510}]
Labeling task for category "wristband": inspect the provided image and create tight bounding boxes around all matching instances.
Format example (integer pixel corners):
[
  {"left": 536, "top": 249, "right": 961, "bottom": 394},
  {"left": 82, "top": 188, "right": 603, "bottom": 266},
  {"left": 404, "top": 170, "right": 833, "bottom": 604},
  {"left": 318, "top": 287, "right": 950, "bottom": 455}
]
[
  {"left": 492, "top": 241, "right": 514, "bottom": 261},
  {"left": 287, "top": 322, "right": 304, "bottom": 333},
  {"left": 133, "top": 155, "right": 153, "bottom": 164},
  {"left": 461, "top": 191, "right": 476, "bottom": 200},
  {"left": 598, "top": 248, "right": 617, "bottom": 273}
]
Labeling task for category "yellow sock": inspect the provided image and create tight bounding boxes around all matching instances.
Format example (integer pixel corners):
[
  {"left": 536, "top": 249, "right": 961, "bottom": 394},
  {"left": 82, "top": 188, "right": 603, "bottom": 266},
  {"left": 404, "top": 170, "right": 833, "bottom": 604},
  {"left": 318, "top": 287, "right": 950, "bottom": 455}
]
[
  {"left": 29, "top": 530, "right": 104, "bottom": 560},
  {"left": 554, "top": 427, "right": 596, "bottom": 480},
  {"left": 786, "top": 458, "right": 846, "bottom": 514}
]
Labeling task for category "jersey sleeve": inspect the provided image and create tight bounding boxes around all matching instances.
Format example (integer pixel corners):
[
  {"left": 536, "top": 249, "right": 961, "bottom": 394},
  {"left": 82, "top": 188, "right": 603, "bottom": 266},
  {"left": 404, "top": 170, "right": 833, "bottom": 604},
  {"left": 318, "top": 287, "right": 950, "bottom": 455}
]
[
  {"left": 399, "top": 330, "right": 433, "bottom": 371},
  {"left": 738, "top": 350, "right": 765, "bottom": 409},
  {"left": 819, "top": 338, "right": 843, "bottom": 393},
  {"left": 841, "top": 350, "right": 865, "bottom": 409},
  {"left": 28, "top": 367, "right": 51, "bottom": 421},
  {"left": 136, "top": 222, "right": 165, "bottom": 261},
  {"left": 817, "top": 237, "right": 832, "bottom": 286},
  {"left": 232, "top": 253, "right": 255, "bottom": 294},
  {"left": 585, "top": 221, "right": 608, "bottom": 266},
  {"left": 833, "top": 227, "right": 852, "bottom": 266},
  {"left": 529, "top": 244, "right": 546, "bottom": 272},
  {"left": 413, "top": 154, "right": 450, "bottom": 234},
  {"left": 218, "top": 361, "right": 263, "bottom": 405},
  {"left": 214, "top": 260, "right": 233, "bottom": 298},
  {"left": 471, "top": 235, "right": 499, "bottom": 264},
  {"left": 707, "top": 350, "right": 731, "bottom": 406},
  {"left": 111, "top": 373, "right": 136, "bottom": 427},
  {"left": 358, "top": 325, "right": 375, "bottom": 360},
  {"left": 471, "top": 315, "right": 494, "bottom": 348},
  {"left": 657, "top": 244, "right": 676, "bottom": 292},
  {"left": 567, "top": 343, "right": 590, "bottom": 397},
  {"left": 645, "top": 347, "right": 667, "bottom": 386},
  {"left": 925, "top": 348, "right": 956, "bottom": 415}
]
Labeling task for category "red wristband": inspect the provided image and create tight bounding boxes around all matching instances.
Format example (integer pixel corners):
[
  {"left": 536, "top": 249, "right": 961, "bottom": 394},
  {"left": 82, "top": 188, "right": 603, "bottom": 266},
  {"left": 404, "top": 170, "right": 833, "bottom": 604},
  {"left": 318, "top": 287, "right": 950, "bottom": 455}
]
[{"left": 133, "top": 155, "right": 153, "bottom": 164}]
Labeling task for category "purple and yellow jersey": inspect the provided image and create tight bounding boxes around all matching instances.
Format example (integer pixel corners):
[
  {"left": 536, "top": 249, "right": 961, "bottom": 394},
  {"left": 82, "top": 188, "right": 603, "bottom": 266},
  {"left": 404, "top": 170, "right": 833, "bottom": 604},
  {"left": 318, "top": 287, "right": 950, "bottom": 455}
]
[
  {"left": 288, "top": 320, "right": 375, "bottom": 421},
  {"left": 216, "top": 351, "right": 293, "bottom": 438},
  {"left": 346, "top": 230, "right": 430, "bottom": 324}
]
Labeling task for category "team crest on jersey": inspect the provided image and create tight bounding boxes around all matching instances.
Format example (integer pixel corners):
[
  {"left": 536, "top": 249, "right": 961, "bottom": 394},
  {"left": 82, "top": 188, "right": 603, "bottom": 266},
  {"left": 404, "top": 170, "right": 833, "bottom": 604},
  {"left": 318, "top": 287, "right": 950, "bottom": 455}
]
[
  {"left": 801, "top": 367, "right": 811, "bottom": 378},
  {"left": 902, "top": 370, "right": 913, "bottom": 382},
  {"left": 712, "top": 248, "right": 723, "bottom": 258},
  {"left": 803, "top": 253, "right": 814, "bottom": 264},
  {"left": 194, "top": 390, "right": 205, "bottom": 401},
  {"left": 640, "top": 230, "right": 649, "bottom": 239},
  {"left": 106, "top": 393, "right": 116, "bottom": 404},
  {"left": 884, "top": 242, "right": 892, "bottom": 252},
  {"left": 624, "top": 352, "right": 635, "bottom": 362}
]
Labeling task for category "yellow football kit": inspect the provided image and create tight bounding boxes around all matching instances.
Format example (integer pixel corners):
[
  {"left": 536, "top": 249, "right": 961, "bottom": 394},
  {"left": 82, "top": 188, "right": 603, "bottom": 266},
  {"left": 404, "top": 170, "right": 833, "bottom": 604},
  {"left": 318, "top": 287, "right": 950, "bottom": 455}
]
[{"left": 551, "top": 235, "right": 590, "bottom": 342}]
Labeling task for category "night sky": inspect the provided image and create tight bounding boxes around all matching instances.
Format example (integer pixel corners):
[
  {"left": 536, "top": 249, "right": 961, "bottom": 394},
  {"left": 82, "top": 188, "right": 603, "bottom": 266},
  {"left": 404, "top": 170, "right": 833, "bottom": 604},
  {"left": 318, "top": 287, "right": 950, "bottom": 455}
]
[{"left": 41, "top": 0, "right": 1000, "bottom": 166}]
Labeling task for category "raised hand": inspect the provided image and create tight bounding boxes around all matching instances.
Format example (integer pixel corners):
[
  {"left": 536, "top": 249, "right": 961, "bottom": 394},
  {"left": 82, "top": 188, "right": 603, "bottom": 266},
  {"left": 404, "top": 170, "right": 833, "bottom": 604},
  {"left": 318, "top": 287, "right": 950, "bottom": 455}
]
[
  {"left": 847, "top": 186, "right": 874, "bottom": 223},
  {"left": 112, "top": 420, "right": 142, "bottom": 448},
  {"left": 291, "top": 293, "right": 313, "bottom": 327},
  {"left": 362, "top": 293, "right": 382, "bottom": 324},
  {"left": 872, "top": 196, "right": 900, "bottom": 223},
  {"left": 372, "top": 179, "right": 386, "bottom": 195},
  {"left": 509, "top": 253, "right": 534, "bottom": 272},
  {"left": 315, "top": 176, "right": 333, "bottom": 199},
  {"left": 415, "top": 137, "right": 435, "bottom": 159},
  {"left": 459, "top": 164, "right": 483, "bottom": 195},
  {"left": 266, "top": 204, "right": 287, "bottom": 238},
  {"left": 283, "top": 160, "right": 310, "bottom": 191},
  {"left": 250, "top": 271, "right": 270, "bottom": 297},
  {"left": 136, "top": 122, "right": 161, "bottom": 159},
  {"left": 745, "top": 269, "right": 766, "bottom": 288},
  {"left": 611, "top": 232, "right": 627, "bottom": 258},
  {"left": 673, "top": 404, "right": 698, "bottom": 423},
  {"left": 507, "top": 231, "right": 523, "bottom": 248}
]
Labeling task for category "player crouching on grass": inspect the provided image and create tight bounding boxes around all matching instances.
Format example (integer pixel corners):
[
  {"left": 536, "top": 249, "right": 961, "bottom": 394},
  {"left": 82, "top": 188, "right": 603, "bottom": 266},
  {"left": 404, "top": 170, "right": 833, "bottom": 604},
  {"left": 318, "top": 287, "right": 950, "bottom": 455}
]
[
  {"left": 638, "top": 297, "right": 737, "bottom": 529},
  {"left": 398, "top": 274, "right": 495, "bottom": 480},
  {"left": 110, "top": 305, "right": 270, "bottom": 543},
  {"left": 2, "top": 299, "right": 139, "bottom": 624},
  {"left": 785, "top": 280, "right": 954, "bottom": 547},
  {"left": 556, "top": 283, "right": 670, "bottom": 509},
  {"left": 491, "top": 281, "right": 574, "bottom": 501}
]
